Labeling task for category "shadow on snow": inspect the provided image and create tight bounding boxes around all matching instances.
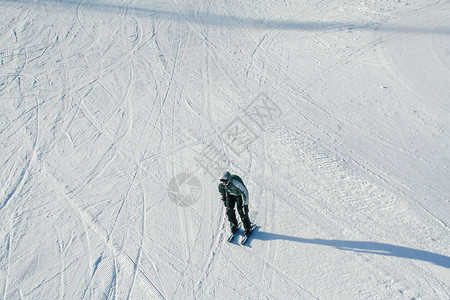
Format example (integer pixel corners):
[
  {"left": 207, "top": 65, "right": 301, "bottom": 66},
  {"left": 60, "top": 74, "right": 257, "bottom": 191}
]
[
  {"left": 255, "top": 231, "right": 450, "bottom": 269},
  {"left": 3, "top": 0, "right": 450, "bottom": 34}
]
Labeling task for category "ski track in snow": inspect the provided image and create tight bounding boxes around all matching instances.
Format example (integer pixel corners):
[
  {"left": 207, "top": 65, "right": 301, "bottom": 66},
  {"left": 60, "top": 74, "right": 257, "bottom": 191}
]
[{"left": 0, "top": 0, "right": 449, "bottom": 299}]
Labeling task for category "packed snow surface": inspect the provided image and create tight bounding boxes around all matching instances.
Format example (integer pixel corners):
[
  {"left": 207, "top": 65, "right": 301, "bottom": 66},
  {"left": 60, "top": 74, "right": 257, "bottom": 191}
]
[{"left": 1, "top": 0, "right": 449, "bottom": 299}]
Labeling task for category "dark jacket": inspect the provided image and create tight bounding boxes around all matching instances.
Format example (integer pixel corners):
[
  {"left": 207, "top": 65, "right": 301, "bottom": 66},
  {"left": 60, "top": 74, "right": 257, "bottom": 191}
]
[{"left": 218, "top": 174, "right": 249, "bottom": 205}]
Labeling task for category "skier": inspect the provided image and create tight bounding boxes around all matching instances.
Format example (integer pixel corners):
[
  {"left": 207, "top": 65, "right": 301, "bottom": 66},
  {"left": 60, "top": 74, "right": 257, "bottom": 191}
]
[{"left": 218, "top": 171, "right": 253, "bottom": 237}]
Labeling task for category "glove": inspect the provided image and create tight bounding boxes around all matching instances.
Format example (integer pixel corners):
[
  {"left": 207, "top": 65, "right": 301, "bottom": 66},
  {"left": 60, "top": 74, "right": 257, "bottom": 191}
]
[
  {"left": 237, "top": 204, "right": 249, "bottom": 216},
  {"left": 243, "top": 205, "right": 249, "bottom": 216}
]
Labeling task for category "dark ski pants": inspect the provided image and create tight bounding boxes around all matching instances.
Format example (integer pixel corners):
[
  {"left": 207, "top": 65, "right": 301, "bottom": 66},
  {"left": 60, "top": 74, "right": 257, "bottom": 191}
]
[{"left": 226, "top": 195, "right": 251, "bottom": 231}]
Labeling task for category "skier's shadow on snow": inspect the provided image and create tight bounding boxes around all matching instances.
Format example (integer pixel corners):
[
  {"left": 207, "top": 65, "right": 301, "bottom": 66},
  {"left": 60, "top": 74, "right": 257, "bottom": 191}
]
[{"left": 254, "top": 231, "right": 450, "bottom": 269}]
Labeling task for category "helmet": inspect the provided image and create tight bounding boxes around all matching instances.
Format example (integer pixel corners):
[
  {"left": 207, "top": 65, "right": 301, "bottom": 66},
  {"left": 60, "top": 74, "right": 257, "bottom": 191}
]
[{"left": 220, "top": 171, "right": 231, "bottom": 184}]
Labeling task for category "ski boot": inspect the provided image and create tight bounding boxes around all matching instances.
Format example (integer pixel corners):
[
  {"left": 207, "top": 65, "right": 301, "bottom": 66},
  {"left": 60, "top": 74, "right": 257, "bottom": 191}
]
[{"left": 230, "top": 222, "right": 239, "bottom": 234}]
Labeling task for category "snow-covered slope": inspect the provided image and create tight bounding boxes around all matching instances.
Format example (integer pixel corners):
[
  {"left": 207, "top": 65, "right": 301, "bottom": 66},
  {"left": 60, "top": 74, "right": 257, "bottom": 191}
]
[{"left": 1, "top": 0, "right": 449, "bottom": 299}]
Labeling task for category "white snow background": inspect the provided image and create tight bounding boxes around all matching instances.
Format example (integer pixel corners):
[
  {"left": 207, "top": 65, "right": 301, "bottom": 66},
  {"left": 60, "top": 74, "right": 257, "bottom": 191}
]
[{"left": 0, "top": 0, "right": 449, "bottom": 299}]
